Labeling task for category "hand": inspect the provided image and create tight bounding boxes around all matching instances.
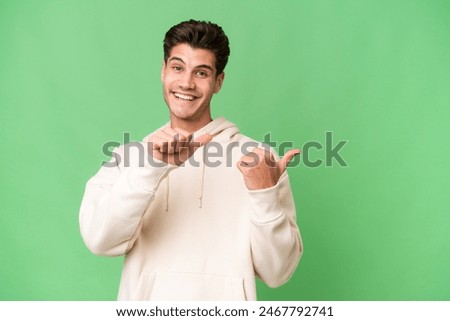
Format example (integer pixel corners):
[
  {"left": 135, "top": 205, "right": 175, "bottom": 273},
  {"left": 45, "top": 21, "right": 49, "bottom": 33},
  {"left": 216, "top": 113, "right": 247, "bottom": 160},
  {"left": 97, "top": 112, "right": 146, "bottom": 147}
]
[
  {"left": 146, "top": 127, "right": 212, "bottom": 166},
  {"left": 237, "top": 147, "right": 300, "bottom": 190}
]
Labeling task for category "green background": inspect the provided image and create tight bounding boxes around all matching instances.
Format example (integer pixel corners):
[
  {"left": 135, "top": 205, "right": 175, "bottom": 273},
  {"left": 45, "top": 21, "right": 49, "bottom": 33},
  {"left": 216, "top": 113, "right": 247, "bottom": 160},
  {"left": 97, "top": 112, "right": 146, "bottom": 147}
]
[{"left": 1, "top": 0, "right": 449, "bottom": 300}]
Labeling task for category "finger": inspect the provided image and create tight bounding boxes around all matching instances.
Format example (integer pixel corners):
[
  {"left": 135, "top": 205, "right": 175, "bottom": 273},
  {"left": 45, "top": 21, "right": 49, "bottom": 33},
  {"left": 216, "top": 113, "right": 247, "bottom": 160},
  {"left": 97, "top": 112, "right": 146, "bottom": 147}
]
[
  {"left": 172, "top": 128, "right": 193, "bottom": 150},
  {"left": 165, "top": 132, "right": 190, "bottom": 153},
  {"left": 252, "top": 147, "right": 275, "bottom": 161},
  {"left": 163, "top": 127, "right": 188, "bottom": 153},
  {"left": 236, "top": 161, "right": 245, "bottom": 174},
  {"left": 163, "top": 127, "right": 190, "bottom": 144},
  {"left": 162, "top": 127, "right": 179, "bottom": 141},
  {"left": 158, "top": 128, "right": 176, "bottom": 141},
  {"left": 240, "top": 153, "right": 260, "bottom": 167},
  {"left": 193, "top": 133, "right": 213, "bottom": 146},
  {"left": 277, "top": 149, "right": 301, "bottom": 174},
  {"left": 156, "top": 128, "right": 176, "bottom": 154},
  {"left": 149, "top": 135, "right": 167, "bottom": 152},
  {"left": 252, "top": 147, "right": 275, "bottom": 167},
  {"left": 253, "top": 146, "right": 271, "bottom": 155},
  {"left": 172, "top": 128, "right": 192, "bottom": 141},
  {"left": 188, "top": 133, "right": 212, "bottom": 153}
]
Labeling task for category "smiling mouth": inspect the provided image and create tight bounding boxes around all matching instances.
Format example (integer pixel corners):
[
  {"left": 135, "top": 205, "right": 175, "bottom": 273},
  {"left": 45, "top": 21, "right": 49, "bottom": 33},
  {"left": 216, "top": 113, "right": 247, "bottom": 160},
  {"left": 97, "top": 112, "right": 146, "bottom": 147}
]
[{"left": 173, "top": 92, "right": 196, "bottom": 101}]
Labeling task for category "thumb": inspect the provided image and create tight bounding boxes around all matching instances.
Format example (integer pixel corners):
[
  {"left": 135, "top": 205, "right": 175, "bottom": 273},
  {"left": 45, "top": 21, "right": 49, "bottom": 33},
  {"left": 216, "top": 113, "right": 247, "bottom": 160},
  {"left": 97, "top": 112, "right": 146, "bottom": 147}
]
[
  {"left": 188, "top": 133, "right": 213, "bottom": 152},
  {"left": 277, "top": 149, "right": 301, "bottom": 174}
]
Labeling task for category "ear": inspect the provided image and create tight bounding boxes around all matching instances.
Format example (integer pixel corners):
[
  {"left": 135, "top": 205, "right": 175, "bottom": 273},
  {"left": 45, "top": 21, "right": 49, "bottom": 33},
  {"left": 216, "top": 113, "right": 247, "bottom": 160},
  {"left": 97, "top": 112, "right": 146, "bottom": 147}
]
[
  {"left": 213, "top": 72, "right": 225, "bottom": 93},
  {"left": 161, "top": 60, "right": 166, "bottom": 82}
]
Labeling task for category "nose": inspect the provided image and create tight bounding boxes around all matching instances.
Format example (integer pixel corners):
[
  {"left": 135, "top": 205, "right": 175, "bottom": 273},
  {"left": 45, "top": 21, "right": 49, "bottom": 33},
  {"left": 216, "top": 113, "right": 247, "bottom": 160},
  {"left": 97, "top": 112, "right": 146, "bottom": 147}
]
[{"left": 178, "top": 73, "right": 195, "bottom": 90}]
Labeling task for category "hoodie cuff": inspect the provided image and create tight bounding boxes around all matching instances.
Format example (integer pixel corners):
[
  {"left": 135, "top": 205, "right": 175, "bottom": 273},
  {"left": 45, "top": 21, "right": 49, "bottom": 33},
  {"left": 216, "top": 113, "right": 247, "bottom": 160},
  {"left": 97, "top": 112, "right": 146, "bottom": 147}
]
[
  {"left": 127, "top": 158, "right": 177, "bottom": 192},
  {"left": 247, "top": 182, "right": 284, "bottom": 224}
]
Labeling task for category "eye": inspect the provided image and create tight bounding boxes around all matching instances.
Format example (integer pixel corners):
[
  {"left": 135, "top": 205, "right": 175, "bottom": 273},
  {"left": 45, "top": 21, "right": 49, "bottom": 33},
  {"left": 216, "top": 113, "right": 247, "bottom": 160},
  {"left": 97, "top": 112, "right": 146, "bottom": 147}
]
[
  {"left": 196, "top": 70, "right": 208, "bottom": 77},
  {"left": 172, "top": 65, "right": 182, "bottom": 71}
]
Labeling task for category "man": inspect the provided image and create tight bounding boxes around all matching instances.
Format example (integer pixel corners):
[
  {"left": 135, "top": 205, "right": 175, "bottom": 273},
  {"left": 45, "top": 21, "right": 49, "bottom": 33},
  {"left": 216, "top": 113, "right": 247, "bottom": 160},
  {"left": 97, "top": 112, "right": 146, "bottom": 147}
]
[{"left": 80, "top": 19, "right": 303, "bottom": 300}]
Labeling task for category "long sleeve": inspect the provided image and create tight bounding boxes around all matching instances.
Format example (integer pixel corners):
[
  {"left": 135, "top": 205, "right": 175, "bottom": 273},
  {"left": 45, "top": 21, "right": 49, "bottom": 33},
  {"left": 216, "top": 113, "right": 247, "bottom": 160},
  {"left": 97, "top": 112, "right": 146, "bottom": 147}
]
[
  {"left": 79, "top": 144, "right": 176, "bottom": 256},
  {"left": 247, "top": 173, "right": 303, "bottom": 288}
]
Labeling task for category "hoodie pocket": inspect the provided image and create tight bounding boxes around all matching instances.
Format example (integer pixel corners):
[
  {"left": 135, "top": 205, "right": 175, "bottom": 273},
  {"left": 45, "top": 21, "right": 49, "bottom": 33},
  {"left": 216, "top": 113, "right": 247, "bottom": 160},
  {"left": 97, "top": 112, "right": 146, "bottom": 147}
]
[{"left": 138, "top": 271, "right": 247, "bottom": 301}]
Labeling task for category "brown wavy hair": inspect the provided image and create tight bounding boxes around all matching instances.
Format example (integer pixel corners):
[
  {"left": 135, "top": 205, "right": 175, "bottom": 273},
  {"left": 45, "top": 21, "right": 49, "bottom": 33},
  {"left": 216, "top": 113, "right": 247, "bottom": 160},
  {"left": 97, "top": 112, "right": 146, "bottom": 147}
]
[{"left": 163, "top": 19, "right": 230, "bottom": 76}]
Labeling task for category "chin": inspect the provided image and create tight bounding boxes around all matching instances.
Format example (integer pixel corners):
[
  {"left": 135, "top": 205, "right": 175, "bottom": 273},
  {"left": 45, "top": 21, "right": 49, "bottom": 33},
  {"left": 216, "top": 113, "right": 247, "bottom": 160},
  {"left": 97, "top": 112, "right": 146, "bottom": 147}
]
[{"left": 170, "top": 109, "right": 196, "bottom": 121}]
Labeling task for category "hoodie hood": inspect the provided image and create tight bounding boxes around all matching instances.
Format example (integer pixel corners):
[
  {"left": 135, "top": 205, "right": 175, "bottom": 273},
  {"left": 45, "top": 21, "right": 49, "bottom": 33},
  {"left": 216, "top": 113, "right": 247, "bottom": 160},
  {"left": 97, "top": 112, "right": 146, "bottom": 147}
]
[
  {"left": 143, "top": 116, "right": 239, "bottom": 143},
  {"left": 192, "top": 117, "right": 240, "bottom": 142}
]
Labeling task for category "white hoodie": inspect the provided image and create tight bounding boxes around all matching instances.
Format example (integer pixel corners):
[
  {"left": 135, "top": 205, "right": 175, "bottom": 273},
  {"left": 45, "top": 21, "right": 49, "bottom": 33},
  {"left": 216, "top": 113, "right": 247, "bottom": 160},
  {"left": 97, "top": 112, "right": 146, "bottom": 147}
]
[{"left": 79, "top": 117, "right": 303, "bottom": 300}]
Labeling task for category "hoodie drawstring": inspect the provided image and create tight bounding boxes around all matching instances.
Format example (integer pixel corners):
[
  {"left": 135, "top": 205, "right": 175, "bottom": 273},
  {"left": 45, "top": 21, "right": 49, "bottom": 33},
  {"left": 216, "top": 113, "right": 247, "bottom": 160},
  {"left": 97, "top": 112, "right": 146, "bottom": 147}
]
[
  {"left": 164, "top": 175, "right": 169, "bottom": 212},
  {"left": 164, "top": 147, "right": 205, "bottom": 211},
  {"left": 198, "top": 149, "right": 205, "bottom": 208}
]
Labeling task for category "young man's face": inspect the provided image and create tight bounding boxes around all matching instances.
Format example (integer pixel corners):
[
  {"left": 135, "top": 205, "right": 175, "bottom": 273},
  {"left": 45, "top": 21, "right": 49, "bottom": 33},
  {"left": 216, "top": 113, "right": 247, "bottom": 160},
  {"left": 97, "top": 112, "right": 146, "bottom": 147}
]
[{"left": 161, "top": 43, "right": 224, "bottom": 126}]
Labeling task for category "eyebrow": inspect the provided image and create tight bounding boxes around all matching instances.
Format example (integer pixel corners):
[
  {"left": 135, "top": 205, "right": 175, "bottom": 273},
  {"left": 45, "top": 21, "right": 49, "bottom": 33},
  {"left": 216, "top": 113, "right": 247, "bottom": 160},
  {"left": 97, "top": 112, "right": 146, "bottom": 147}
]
[{"left": 168, "top": 56, "right": 214, "bottom": 72}]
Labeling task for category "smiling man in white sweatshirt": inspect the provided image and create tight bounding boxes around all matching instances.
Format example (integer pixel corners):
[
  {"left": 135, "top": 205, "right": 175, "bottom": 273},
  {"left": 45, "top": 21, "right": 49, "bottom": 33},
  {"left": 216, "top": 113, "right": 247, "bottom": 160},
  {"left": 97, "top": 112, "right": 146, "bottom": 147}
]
[{"left": 79, "top": 19, "right": 303, "bottom": 300}]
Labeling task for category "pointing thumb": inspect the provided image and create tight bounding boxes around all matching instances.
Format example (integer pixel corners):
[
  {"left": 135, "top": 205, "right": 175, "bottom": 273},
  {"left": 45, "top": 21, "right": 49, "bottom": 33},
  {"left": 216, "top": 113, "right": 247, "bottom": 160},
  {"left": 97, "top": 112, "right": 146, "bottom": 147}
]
[{"left": 278, "top": 149, "right": 301, "bottom": 174}]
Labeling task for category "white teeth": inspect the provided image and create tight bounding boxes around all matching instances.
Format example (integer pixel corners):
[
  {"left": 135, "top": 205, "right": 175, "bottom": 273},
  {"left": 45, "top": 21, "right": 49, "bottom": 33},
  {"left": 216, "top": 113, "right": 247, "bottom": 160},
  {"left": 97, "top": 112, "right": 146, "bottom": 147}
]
[{"left": 174, "top": 93, "right": 195, "bottom": 101}]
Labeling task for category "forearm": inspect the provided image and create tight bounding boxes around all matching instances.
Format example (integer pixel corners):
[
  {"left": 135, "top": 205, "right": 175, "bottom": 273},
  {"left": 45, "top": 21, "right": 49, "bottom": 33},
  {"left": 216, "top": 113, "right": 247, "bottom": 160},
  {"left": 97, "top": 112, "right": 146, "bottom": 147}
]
[
  {"left": 248, "top": 174, "right": 303, "bottom": 287},
  {"left": 79, "top": 150, "right": 175, "bottom": 256}
]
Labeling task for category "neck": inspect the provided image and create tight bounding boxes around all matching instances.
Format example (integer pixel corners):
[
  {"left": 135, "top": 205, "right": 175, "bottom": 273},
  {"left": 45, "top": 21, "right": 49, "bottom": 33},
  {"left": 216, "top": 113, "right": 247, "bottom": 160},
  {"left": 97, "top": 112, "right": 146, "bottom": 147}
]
[{"left": 170, "top": 114, "right": 213, "bottom": 133}]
